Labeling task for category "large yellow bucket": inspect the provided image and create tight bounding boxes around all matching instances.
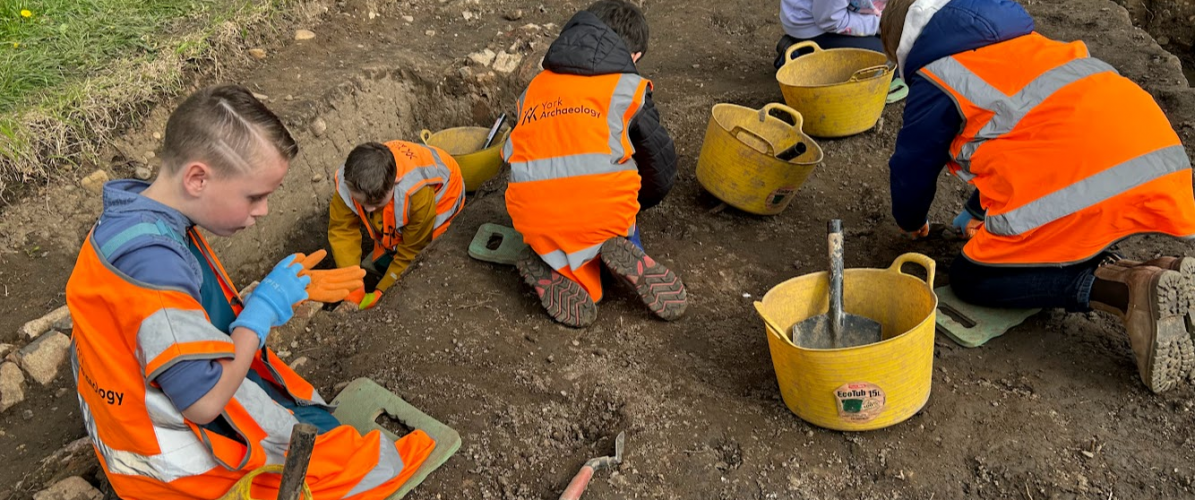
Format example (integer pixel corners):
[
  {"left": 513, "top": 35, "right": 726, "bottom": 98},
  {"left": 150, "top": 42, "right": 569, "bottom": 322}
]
[
  {"left": 776, "top": 41, "right": 894, "bottom": 138},
  {"left": 753, "top": 253, "right": 937, "bottom": 431},
  {"left": 420, "top": 126, "right": 511, "bottom": 192},
  {"left": 695, "top": 103, "right": 824, "bottom": 215}
]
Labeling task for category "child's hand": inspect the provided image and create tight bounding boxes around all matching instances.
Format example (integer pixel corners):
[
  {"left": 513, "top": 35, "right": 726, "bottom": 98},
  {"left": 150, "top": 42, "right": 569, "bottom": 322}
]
[
  {"left": 230, "top": 255, "right": 310, "bottom": 347},
  {"left": 345, "top": 287, "right": 384, "bottom": 311}
]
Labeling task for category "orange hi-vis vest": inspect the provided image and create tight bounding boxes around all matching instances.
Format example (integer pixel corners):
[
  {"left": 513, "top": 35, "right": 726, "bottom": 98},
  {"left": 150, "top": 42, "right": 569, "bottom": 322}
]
[
  {"left": 334, "top": 141, "right": 465, "bottom": 257},
  {"left": 66, "top": 226, "right": 435, "bottom": 500},
  {"left": 502, "top": 71, "right": 650, "bottom": 300},
  {"left": 919, "top": 32, "right": 1195, "bottom": 265}
]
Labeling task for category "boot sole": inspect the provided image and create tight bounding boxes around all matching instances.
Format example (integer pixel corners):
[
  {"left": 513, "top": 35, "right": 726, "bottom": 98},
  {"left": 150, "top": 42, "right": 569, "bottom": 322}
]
[
  {"left": 1168, "top": 257, "right": 1195, "bottom": 381},
  {"left": 516, "top": 255, "right": 597, "bottom": 328},
  {"left": 600, "top": 238, "right": 688, "bottom": 321},
  {"left": 1144, "top": 270, "right": 1194, "bottom": 393}
]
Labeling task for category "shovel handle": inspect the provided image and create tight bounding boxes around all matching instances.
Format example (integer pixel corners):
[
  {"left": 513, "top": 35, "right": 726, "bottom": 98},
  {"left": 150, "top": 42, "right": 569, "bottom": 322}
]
[
  {"left": 559, "top": 465, "right": 596, "bottom": 500},
  {"left": 827, "top": 220, "right": 844, "bottom": 338}
]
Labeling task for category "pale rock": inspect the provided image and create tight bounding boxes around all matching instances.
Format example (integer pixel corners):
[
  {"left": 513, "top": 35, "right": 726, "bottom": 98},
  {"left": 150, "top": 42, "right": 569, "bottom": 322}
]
[
  {"left": 21, "top": 306, "right": 71, "bottom": 340},
  {"left": 522, "top": 23, "right": 541, "bottom": 31},
  {"left": 144, "top": 150, "right": 155, "bottom": 159},
  {"left": 248, "top": 48, "right": 267, "bottom": 60},
  {"left": 152, "top": 132, "right": 161, "bottom": 140},
  {"left": 290, "top": 356, "right": 310, "bottom": 372},
  {"left": 32, "top": 476, "right": 102, "bottom": 500},
  {"left": 295, "top": 29, "right": 316, "bottom": 41},
  {"left": 16, "top": 331, "right": 72, "bottom": 386},
  {"left": 311, "top": 117, "right": 327, "bottom": 137},
  {"left": 80, "top": 170, "right": 110, "bottom": 195},
  {"left": 312, "top": 174, "right": 324, "bottom": 183},
  {"left": 468, "top": 49, "right": 496, "bottom": 67},
  {"left": 0, "top": 344, "right": 13, "bottom": 358},
  {"left": 285, "top": 95, "right": 294, "bottom": 101},
  {"left": 134, "top": 166, "right": 152, "bottom": 180},
  {"left": 492, "top": 51, "right": 523, "bottom": 74},
  {"left": 462, "top": 11, "right": 474, "bottom": 21},
  {"left": 504, "top": 10, "right": 524, "bottom": 21},
  {"left": 402, "top": 15, "right": 414, "bottom": 23},
  {"left": 1158, "top": 36, "right": 1170, "bottom": 45},
  {"left": 0, "top": 362, "right": 25, "bottom": 413},
  {"left": 252, "top": 92, "right": 269, "bottom": 101},
  {"left": 425, "top": 30, "right": 436, "bottom": 36},
  {"left": 368, "top": 11, "right": 377, "bottom": 20}
]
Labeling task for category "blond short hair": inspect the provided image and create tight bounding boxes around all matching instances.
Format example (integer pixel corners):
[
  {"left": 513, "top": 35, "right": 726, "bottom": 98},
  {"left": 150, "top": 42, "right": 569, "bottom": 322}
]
[
  {"left": 161, "top": 85, "right": 298, "bottom": 176},
  {"left": 880, "top": 0, "right": 916, "bottom": 64}
]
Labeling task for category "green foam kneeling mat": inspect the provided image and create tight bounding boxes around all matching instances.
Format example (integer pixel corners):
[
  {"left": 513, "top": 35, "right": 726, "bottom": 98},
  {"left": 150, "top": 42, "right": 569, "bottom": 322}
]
[
  {"left": 468, "top": 223, "right": 528, "bottom": 266},
  {"left": 331, "top": 378, "right": 461, "bottom": 499},
  {"left": 934, "top": 286, "right": 1041, "bottom": 348}
]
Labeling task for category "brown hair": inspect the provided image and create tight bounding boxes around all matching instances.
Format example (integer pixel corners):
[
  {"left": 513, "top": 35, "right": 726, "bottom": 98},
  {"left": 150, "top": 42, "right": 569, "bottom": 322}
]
[
  {"left": 586, "top": 0, "right": 649, "bottom": 56},
  {"left": 880, "top": 0, "right": 916, "bottom": 64},
  {"left": 161, "top": 84, "right": 298, "bottom": 176},
  {"left": 343, "top": 142, "right": 396, "bottom": 205}
]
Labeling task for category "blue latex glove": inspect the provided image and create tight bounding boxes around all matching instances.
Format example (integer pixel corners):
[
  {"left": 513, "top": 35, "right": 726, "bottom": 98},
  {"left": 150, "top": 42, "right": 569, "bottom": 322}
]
[
  {"left": 952, "top": 209, "right": 974, "bottom": 233},
  {"left": 230, "top": 255, "right": 310, "bottom": 348}
]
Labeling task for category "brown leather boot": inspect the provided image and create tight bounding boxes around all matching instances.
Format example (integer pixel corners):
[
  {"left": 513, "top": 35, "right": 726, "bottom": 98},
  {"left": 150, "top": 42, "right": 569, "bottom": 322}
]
[
  {"left": 1091, "top": 264, "right": 1194, "bottom": 393},
  {"left": 1117, "top": 256, "right": 1195, "bottom": 375}
]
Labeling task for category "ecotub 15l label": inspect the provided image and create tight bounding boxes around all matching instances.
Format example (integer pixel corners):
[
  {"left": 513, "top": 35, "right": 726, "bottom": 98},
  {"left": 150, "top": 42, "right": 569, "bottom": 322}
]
[{"left": 834, "top": 382, "right": 885, "bottom": 423}]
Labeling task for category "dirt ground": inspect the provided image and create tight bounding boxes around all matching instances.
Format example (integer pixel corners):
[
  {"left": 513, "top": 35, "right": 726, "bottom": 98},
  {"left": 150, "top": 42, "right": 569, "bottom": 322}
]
[{"left": 3, "top": 0, "right": 1195, "bottom": 498}]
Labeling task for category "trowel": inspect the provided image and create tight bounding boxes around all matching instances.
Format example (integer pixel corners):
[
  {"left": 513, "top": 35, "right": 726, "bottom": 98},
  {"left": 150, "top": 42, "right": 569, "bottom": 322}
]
[
  {"left": 558, "top": 431, "right": 625, "bottom": 500},
  {"left": 791, "top": 220, "right": 883, "bottom": 349}
]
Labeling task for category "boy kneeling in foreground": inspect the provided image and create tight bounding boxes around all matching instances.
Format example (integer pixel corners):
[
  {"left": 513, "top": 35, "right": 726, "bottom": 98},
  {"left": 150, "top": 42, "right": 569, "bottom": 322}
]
[{"left": 66, "top": 85, "right": 435, "bottom": 499}]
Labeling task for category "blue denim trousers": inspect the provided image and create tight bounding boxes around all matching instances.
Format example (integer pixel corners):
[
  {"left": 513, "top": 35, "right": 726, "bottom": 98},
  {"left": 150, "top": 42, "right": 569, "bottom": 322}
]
[{"left": 948, "top": 253, "right": 1111, "bottom": 312}]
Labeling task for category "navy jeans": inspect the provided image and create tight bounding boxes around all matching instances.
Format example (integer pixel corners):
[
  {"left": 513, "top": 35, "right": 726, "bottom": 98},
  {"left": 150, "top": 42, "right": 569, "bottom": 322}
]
[
  {"left": 948, "top": 253, "right": 1110, "bottom": 312},
  {"left": 774, "top": 33, "right": 885, "bottom": 69}
]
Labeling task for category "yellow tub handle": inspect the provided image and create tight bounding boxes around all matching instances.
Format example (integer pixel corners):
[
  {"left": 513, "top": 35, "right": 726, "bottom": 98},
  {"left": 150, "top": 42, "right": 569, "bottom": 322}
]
[
  {"left": 758, "top": 103, "right": 805, "bottom": 132},
  {"left": 419, "top": 129, "right": 433, "bottom": 144},
  {"left": 848, "top": 64, "right": 890, "bottom": 83},
  {"left": 729, "top": 126, "right": 776, "bottom": 156},
  {"left": 887, "top": 253, "right": 937, "bottom": 287},
  {"left": 783, "top": 41, "right": 823, "bottom": 66},
  {"left": 754, "top": 301, "right": 790, "bottom": 342}
]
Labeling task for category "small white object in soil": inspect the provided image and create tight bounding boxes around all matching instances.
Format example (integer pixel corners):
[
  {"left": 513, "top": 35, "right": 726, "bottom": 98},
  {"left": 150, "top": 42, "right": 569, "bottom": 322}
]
[{"left": 295, "top": 29, "right": 316, "bottom": 41}]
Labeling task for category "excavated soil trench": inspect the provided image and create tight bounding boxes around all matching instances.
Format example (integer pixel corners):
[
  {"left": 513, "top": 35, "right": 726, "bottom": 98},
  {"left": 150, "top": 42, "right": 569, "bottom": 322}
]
[{"left": 5, "top": 0, "right": 1195, "bottom": 499}]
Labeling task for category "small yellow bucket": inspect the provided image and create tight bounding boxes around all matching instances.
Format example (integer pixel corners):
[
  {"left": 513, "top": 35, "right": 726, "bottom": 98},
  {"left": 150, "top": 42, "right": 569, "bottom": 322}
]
[
  {"left": 753, "top": 253, "right": 937, "bottom": 431},
  {"left": 776, "top": 41, "right": 894, "bottom": 138},
  {"left": 695, "top": 103, "right": 824, "bottom": 215},
  {"left": 420, "top": 126, "right": 511, "bottom": 192}
]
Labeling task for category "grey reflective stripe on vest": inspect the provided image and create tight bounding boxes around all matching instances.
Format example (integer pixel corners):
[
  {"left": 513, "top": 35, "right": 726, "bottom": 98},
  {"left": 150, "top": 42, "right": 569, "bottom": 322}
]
[
  {"left": 508, "top": 74, "right": 645, "bottom": 183},
  {"left": 435, "top": 186, "right": 466, "bottom": 228},
  {"left": 511, "top": 153, "right": 637, "bottom": 183},
  {"left": 985, "top": 145, "right": 1190, "bottom": 236},
  {"left": 394, "top": 148, "right": 455, "bottom": 230},
  {"left": 538, "top": 225, "right": 636, "bottom": 271},
  {"left": 345, "top": 432, "right": 407, "bottom": 497},
  {"left": 137, "top": 308, "right": 235, "bottom": 380},
  {"left": 921, "top": 55, "right": 1118, "bottom": 173},
  {"left": 606, "top": 73, "right": 645, "bottom": 160}
]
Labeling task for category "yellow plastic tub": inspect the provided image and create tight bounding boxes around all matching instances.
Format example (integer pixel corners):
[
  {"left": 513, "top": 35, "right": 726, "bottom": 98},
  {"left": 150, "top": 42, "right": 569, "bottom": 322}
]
[
  {"left": 695, "top": 103, "right": 824, "bottom": 215},
  {"left": 420, "top": 126, "right": 511, "bottom": 192},
  {"left": 753, "top": 253, "right": 937, "bottom": 431},
  {"left": 776, "top": 41, "right": 894, "bottom": 138}
]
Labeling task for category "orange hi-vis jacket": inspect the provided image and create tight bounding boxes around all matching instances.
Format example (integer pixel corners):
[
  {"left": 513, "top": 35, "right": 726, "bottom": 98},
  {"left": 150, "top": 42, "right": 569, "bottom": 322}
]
[
  {"left": 919, "top": 32, "right": 1195, "bottom": 265},
  {"left": 66, "top": 226, "right": 435, "bottom": 500},
  {"left": 334, "top": 140, "right": 465, "bottom": 260},
  {"left": 502, "top": 71, "right": 651, "bottom": 300}
]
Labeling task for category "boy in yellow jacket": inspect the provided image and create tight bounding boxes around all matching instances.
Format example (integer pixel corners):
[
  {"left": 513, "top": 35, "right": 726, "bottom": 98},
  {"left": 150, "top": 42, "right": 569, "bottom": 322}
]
[{"left": 329, "top": 140, "right": 466, "bottom": 309}]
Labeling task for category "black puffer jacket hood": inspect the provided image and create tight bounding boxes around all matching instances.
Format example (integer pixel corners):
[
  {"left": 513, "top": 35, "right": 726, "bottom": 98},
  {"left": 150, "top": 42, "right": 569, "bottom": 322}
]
[{"left": 542, "top": 11, "right": 639, "bottom": 76}]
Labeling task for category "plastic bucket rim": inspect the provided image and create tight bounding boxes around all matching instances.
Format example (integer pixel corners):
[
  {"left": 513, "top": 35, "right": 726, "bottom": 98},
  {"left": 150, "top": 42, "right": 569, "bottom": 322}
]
[
  {"left": 776, "top": 49, "right": 894, "bottom": 89},
  {"left": 423, "top": 126, "right": 511, "bottom": 157},
  {"left": 759, "top": 268, "right": 938, "bottom": 353},
  {"left": 707, "top": 103, "right": 826, "bottom": 166}
]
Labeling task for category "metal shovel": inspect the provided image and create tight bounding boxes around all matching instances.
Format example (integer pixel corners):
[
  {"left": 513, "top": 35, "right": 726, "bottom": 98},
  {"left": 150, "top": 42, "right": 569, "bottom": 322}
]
[{"left": 791, "top": 220, "right": 883, "bottom": 349}]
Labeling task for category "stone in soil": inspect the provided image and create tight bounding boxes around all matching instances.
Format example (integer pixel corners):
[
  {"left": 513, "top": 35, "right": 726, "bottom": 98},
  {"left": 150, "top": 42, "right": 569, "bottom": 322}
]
[
  {"left": 294, "top": 29, "right": 316, "bottom": 41},
  {"left": 134, "top": 166, "right": 153, "bottom": 180},
  {"left": 21, "top": 305, "right": 71, "bottom": 339},
  {"left": 33, "top": 476, "right": 102, "bottom": 500},
  {"left": 493, "top": 51, "right": 523, "bottom": 74},
  {"left": 249, "top": 48, "right": 267, "bottom": 60},
  {"left": 15, "top": 331, "right": 72, "bottom": 386},
  {"left": 311, "top": 117, "right": 327, "bottom": 137},
  {"left": 469, "top": 49, "right": 497, "bottom": 67},
  {"left": 0, "top": 361, "right": 25, "bottom": 413},
  {"left": 81, "top": 170, "right": 111, "bottom": 195}
]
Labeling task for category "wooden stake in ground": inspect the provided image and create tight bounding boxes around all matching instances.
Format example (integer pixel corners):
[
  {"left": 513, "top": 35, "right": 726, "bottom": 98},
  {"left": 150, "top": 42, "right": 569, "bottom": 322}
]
[{"left": 278, "top": 423, "right": 318, "bottom": 500}]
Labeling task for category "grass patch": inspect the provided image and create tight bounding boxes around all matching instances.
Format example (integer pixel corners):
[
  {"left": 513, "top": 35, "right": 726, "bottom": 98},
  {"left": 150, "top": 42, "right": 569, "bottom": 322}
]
[{"left": 0, "top": 0, "right": 325, "bottom": 202}]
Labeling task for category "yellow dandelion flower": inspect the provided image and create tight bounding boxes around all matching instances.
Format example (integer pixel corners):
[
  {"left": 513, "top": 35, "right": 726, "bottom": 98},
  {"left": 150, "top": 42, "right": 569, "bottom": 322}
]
[
  {"left": 12, "top": 42, "right": 18, "bottom": 48},
  {"left": 21, "top": 10, "right": 33, "bottom": 18}
]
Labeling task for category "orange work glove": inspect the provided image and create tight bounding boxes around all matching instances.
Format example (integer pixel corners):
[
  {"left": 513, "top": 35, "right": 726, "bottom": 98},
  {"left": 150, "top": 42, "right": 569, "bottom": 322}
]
[
  {"left": 344, "top": 287, "right": 383, "bottom": 311},
  {"left": 292, "top": 250, "right": 367, "bottom": 303}
]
